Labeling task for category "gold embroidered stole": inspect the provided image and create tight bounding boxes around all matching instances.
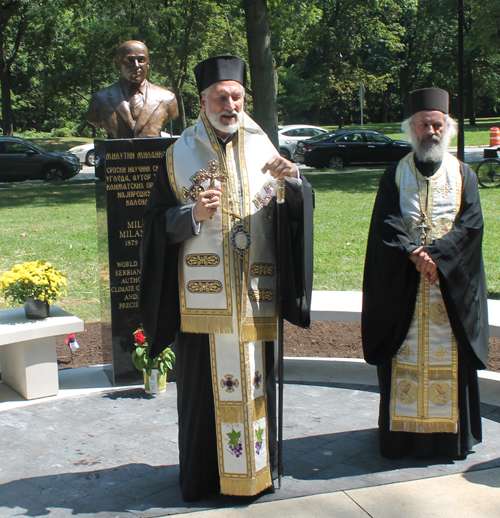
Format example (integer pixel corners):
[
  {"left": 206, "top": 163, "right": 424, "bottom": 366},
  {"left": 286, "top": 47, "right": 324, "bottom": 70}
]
[
  {"left": 168, "top": 112, "right": 278, "bottom": 495},
  {"left": 168, "top": 111, "right": 278, "bottom": 340},
  {"left": 390, "top": 152, "right": 461, "bottom": 433},
  {"left": 211, "top": 332, "right": 272, "bottom": 495}
]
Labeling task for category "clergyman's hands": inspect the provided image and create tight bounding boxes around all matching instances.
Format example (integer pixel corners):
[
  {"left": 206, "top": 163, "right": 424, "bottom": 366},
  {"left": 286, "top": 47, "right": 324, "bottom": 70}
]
[
  {"left": 193, "top": 188, "right": 221, "bottom": 222},
  {"left": 410, "top": 246, "right": 438, "bottom": 285},
  {"left": 261, "top": 154, "right": 299, "bottom": 180}
]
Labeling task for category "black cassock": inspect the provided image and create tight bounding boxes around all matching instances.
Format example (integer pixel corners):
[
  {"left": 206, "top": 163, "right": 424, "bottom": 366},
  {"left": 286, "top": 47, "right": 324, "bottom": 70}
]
[
  {"left": 362, "top": 159, "right": 489, "bottom": 459},
  {"left": 139, "top": 156, "right": 314, "bottom": 501}
]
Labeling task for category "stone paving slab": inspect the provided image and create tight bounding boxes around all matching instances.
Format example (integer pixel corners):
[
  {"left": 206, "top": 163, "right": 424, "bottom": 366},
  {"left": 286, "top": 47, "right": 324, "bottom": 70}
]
[
  {"left": 342, "top": 467, "right": 500, "bottom": 518},
  {"left": 1, "top": 382, "right": 500, "bottom": 517},
  {"left": 183, "top": 468, "right": 500, "bottom": 518}
]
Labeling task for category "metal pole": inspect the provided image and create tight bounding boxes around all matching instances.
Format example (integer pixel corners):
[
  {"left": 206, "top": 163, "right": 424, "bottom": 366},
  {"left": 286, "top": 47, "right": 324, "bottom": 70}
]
[
  {"left": 276, "top": 179, "right": 285, "bottom": 488},
  {"left": 359, "top": 83, "right": 366, "bottom": 129},
  {"left": 457, "top": 0, "right": 465, "bottom": 161}
]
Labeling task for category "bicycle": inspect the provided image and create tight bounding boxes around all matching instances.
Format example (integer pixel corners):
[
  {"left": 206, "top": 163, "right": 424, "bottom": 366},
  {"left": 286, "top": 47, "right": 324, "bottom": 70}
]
[{"left": 476, "top": 156, "right": 500, "bottom": 188}]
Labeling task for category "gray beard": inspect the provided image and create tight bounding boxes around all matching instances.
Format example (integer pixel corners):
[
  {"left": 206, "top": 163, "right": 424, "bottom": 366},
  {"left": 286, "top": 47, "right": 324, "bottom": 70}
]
[
  {"left": 415, "top": 138, "right": 445, "bottom": 163},
  {"left": 412, "top": 132, "right": 451, "bottom": 164},
  {"left": 205, "top": 102, "right": 243, "bottom": 135}
]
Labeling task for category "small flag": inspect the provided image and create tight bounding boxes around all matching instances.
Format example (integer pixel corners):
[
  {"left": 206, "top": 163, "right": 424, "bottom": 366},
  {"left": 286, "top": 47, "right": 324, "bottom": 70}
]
[{"left": 65, "top": 333, "right": 80, "bottom": 352}]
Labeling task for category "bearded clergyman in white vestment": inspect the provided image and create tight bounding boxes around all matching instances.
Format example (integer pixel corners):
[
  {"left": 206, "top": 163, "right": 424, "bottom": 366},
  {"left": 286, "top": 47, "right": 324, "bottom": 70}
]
[
  {"left": 139, "top": 55, "right": 313, "bottom": 502},
  {"left": 362, "top": 87, "right": 489, "bottom": 460}
]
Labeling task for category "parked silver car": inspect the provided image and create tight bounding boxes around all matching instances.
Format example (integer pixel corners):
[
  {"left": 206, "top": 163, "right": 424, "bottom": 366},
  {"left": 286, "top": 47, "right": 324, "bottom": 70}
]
[
  {"left": 278, "top": 125, "right": 329, "bottom": 160},
  {"left": 68, "top": 143, "right": 95, "bottom": 166}
]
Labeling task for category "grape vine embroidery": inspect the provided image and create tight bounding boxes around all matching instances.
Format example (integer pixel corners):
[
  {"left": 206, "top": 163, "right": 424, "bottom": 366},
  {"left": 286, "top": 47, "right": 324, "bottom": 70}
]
[
  {"left": 255, "top": 426, "right": 264, "bottom": 455},
  {"left": 227, "top": 429, "right": 243, "bottom": 458}
]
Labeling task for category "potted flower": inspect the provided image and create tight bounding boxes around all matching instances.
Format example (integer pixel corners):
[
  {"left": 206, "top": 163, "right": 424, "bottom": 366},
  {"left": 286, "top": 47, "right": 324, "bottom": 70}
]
[
  {"left": 132, "top": 327, "right": 175, "bottom": 394},
  {"left": 0, "top": 260, "right": 67, "bottom": 319}
]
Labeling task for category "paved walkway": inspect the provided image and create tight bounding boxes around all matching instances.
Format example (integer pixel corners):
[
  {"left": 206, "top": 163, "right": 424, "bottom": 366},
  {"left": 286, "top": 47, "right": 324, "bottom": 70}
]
[{"left": 1, "top": 366, "right": 500, "bottom": 517}]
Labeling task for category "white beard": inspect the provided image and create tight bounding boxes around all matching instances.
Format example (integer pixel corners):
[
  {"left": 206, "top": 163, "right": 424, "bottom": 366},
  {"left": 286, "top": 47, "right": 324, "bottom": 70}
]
[
  {"left": 414, "top": 136, "right": 446, "bottom": 163},
  {"left": 410, "top": 125, "right": 454, "bottom": 163},
  {"left": 205, "top": 99, "right": 243, "bottom": 135}
]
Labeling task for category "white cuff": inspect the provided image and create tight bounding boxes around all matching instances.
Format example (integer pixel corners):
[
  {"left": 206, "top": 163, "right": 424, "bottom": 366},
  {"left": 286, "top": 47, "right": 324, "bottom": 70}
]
[{"left": 191, "top": 206, "right": 201, "bottom": 235}]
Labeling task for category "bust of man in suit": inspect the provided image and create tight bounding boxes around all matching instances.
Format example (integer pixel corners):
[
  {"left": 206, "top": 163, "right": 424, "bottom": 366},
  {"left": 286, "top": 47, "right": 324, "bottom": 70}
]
[{"left": 87, "top": 40, "right": 178, "bottom": 138}]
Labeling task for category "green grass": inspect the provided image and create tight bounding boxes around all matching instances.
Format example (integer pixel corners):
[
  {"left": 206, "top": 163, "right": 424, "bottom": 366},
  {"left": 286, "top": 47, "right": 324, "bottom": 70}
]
[
  {"left": 0, "top": 173, "right": 498, "bottom": 324},
  {"left": 27, "top": 137, "right": 93, "bottom": 153},
  {"left": 305, "top": 171, "right": 381, "bottom": 292},
  {"left": 304, "top": 171, "right": 500, "bottom": 300},
  {"left": 480, "top": 190, "right": 500, "bottom": 299},
  {"left": 0, "top": 185, "right": 100, "bottom": 320}
]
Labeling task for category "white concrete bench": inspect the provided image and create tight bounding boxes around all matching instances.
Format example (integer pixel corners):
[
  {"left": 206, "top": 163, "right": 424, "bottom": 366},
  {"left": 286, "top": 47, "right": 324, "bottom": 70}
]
[
  {"left": 311, "top": 290, "right": 362, "bottom": 322},
  {"left": 0, "top": 306, "right": 84, "bottom": 400},
  {"left": 310, "top": 290, "right": 500, "bottom": 337},
  {"left": 489, "top": 299, "right": 500, "bottom": 338}
]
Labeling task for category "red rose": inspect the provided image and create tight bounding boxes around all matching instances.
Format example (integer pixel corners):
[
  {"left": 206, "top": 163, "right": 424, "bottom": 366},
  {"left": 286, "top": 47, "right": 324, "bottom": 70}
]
[{"left": 134, "top": 329, "right": 146, "bottom": 344}]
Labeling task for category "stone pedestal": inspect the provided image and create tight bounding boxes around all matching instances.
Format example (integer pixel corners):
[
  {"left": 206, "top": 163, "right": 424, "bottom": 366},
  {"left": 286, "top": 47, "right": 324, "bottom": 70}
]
[{"left": 95, "top": 137, "right": 176, "bottom": 385}]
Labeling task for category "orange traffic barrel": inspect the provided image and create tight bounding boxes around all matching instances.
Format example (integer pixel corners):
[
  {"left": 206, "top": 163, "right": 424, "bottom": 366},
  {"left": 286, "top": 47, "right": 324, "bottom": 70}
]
[{"left": 490, "top": 127, "right": 500, "bottom": 146}]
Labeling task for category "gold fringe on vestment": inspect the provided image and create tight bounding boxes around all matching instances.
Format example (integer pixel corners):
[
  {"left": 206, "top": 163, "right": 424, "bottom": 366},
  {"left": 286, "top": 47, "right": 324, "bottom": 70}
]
[
  {"left": 390, "top": 419, "right": 458, "bottom": 433},
  {"left": 180, "top": 315, "right": 233, "bottom": 335},
  {"left": 220, "top": 470, "right": 272, "bottom": 497},
  {"left": 253, "top": 397, "right": 267, "bottom": 421},
  {"left": 240, "top": 322, "right": 277, "bottom": 342}
]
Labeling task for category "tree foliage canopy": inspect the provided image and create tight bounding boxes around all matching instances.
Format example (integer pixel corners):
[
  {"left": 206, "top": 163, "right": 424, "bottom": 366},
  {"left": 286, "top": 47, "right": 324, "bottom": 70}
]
[{"left": 1, "top": 0, "right": 499, "bottom": 135}]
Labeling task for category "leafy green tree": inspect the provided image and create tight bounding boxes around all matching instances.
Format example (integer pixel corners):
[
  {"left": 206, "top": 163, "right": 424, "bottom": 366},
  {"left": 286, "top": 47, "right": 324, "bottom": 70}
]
[
  {"left": 3, "top": 0, "right": 500, "bottom": 135},
  {"left": 464, "top": 0, "right": 500, "bottom": 121},
  {"left": 0, "top": 0, "right": 28, "bottom": 135},
  {"left": 243, "top": 0, "right": 278, "bottom": 146},
  {"left": 270, "top": 0, "right": 401, "bottom": 125}
]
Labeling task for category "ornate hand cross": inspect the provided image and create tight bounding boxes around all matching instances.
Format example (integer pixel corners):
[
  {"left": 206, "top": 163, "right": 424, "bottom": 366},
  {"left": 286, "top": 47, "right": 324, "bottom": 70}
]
[
  {"left": 414, "top": 212, "right": 431, "bottom": 245},
  {"left": 195, "top": 159, "right": 228, "bottom": 188}
]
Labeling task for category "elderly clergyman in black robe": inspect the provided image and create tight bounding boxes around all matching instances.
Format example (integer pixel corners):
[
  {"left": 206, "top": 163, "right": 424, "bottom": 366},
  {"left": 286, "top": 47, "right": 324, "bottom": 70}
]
[
  {"left": 139, "top": 55, "right": 313, "bottom": 501},
  {"left": 362, "top": 87, "right": 489, "bottom": 460}
]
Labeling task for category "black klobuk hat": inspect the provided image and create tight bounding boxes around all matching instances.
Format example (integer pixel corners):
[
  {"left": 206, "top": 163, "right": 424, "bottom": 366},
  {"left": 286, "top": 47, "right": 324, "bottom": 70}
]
[
  {"left": 193, "top": 55, "right": 247, "bottom": 94},
  {"left": 409, "top": 88, "right": 449, "bottom": 116}
]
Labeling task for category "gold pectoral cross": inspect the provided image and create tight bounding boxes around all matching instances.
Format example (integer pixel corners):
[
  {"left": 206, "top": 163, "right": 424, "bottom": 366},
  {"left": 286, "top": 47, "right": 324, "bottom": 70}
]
[
  {"left": 195, "top": 159, "right": 228, "bottom": 188},
  {"left": 414, "top": 212, "right": 431, "bottom": 245}
]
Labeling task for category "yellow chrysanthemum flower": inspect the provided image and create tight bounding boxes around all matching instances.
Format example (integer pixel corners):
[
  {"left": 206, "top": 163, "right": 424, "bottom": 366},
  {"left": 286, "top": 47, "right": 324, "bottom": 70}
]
[{"left": 0, "top": 260, "right": 67, "bottom": 307}]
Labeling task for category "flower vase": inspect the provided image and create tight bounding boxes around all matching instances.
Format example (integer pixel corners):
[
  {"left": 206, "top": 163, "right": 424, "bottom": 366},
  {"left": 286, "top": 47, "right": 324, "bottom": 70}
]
[
  {"left": 143, "top": 369, "right": 167, "bottom": 394},
  {"left": 24, "top": 296, "right": 50, "bottom": 319}
]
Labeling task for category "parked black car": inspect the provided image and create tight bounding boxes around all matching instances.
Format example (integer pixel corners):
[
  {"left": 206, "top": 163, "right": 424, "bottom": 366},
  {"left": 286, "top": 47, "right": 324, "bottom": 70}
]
[
  {"left": 293, "top": 130, "right": 412, "bottom": 169},
  {"left": 0, "top": 137, "right": 81, "bottom": 182}
]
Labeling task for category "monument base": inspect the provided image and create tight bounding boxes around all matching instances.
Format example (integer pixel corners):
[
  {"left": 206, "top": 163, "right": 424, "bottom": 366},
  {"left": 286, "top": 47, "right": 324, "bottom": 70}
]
[{"left": 95, "top": 137, "right": 176, "bottom": 386}]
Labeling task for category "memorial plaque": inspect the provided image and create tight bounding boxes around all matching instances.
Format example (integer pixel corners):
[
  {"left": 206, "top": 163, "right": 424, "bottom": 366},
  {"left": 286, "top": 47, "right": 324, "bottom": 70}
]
[{"left": 95, "top": 137, "right": 176, "bottom": 385}]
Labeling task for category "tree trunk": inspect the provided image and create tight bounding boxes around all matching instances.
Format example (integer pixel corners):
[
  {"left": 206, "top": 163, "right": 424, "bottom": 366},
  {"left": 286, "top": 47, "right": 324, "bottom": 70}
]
[
  {"left": 0, "top": 62, "right": 14, "bottom": 135},
  {"left": 400, "top": 66, "right": 411, "bottom": 119},
  {"left": 171, "top": 82, "right": 186, "bottom": 132},
  {"left": 312, "top": 104, "right": 321, "bottom": 126},
  {"left": 242, "top": 0, "right": 278, "bottom": 149},
  {"left": 177, "top": 95, "right": 186, "bottom": 133},
  {"left": 465, "top": 59, "right": 476, "bottom": 126},
  {"left": 0, "top": 1, "right": 25, "bottom": 136},
  {"left": 381, "top": 89, "right": 389, "bottom": 123}
]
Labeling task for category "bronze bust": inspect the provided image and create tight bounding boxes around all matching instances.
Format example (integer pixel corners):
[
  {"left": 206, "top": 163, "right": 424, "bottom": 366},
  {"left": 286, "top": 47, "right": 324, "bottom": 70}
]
[{"left": 87, "top": 40, "right": 178, "bottom": 138}]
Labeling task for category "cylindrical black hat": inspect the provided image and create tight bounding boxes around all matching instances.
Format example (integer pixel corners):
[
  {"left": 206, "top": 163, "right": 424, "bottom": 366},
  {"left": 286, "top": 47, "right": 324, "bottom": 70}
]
[
  {"left": 194, "top": 55, "right": 246, "bottom": 94},
  {"left": 409, "top": 88, "right": 449, "bottom": 115}
]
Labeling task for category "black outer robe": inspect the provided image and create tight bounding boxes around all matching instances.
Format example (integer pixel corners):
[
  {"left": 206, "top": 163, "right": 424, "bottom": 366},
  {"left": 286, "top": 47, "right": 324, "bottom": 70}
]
[
  {"left": 362, "top": 158, "right": 489, "bottom": 458},
  {"left": 139, "top": 148, "right": 314, "bottom": 501}
]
